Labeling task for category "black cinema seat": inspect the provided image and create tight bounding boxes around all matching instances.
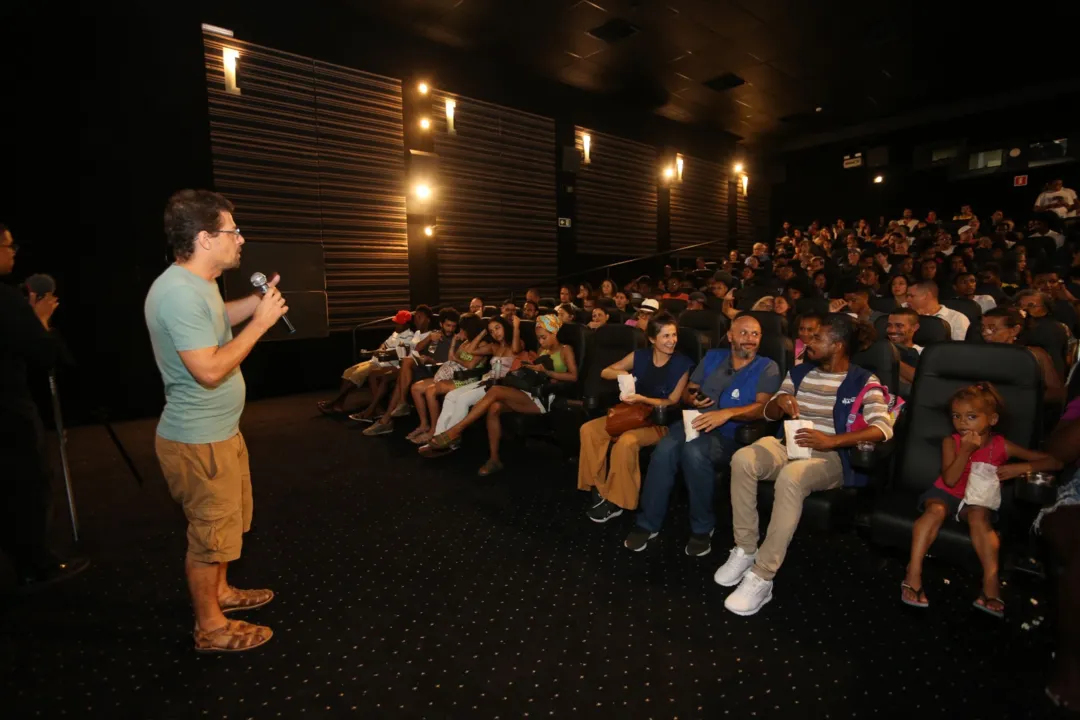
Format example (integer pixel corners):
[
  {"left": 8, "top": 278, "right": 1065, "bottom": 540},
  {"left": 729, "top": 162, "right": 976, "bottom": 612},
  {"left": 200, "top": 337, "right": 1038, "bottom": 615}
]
[
  {"left": 581, "top": 324, "right": 647, "bottom": 415},
  {"left": 675, "top": 326, "right": 704, "bottom": 366},
  {"left": 942, "top": 296, "right": 983, "bottom": 326},
  {"left": 870, "top": 343, "right": 1044, "bottom": 565},
  {"left": 661, "top": 298, "right": 688, "bottom": 316},
  {"left": 677, "top": 309, "right": 730, "bottom": 349}
]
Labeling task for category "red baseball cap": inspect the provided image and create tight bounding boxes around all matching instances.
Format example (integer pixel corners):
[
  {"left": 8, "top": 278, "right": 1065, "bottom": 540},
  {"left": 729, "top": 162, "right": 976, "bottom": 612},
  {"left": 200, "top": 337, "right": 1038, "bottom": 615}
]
[{"left": 392, "top": 310, "right": 413, "bottom": 325}]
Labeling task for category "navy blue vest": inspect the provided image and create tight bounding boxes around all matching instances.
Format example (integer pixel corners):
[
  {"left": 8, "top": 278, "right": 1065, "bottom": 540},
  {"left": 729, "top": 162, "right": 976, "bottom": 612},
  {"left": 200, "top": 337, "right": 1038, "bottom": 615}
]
[
  {"left": 699, "top": 349, "right": 775, "bottom": 440},
  {"left": 631, "top": 349, "right": 694, "bottom": 400},
  {"left": 785, "top": 362, "right": 874, "bottom": 488}
]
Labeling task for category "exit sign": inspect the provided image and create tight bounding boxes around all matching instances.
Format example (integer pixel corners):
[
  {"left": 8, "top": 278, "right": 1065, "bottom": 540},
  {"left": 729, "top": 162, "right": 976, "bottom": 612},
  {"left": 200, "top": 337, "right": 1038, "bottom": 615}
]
[{"left": 1014, "top": 175, "right": 1028, "bottom": 187}]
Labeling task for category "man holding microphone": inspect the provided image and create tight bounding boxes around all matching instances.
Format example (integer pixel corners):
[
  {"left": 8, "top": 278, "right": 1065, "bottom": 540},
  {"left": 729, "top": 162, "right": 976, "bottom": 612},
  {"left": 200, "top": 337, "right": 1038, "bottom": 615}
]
[{"left": 144, "top": 190, "right": 286, "bottom": 652}]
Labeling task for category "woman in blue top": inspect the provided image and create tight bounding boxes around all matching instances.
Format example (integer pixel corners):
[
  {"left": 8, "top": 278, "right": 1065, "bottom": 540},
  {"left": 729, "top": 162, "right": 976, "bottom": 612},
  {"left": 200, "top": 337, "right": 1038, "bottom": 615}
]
[{"left": 578, "top": 312, "right": 693, "bottom": 524}]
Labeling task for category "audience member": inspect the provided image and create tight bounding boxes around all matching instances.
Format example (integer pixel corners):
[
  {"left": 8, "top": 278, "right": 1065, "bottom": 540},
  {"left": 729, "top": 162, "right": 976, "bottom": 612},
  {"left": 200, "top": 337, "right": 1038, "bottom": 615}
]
[
  {"left": 556, "top": 303, "right": 575, "bottom": 324},
  {"left": 901, "top": 383, "right": 1059, "bottom": 616},
  {"left": 406, "top": 314, "right": 487, "bottom": 444},
  {"left": 625, "top": 316, "right": 781, "bottom": 555},
  {"left": 577, "top": 312, "right": 692, "bottom": 523},
  {"left": 716, "top": 314, "right": 894, "bottom": 616},
  {"left": 979, "top": 307, "right": 1064, "bottom": 404},
  {"left": 906, "top": 281, "right": 969, "bottom": 341},
  {"left": 886, "top": 308, "right": 922, "bottom": 397},
  {"left": 1033, "top": 178, "right": 1078, "bottom": 219},
  {"left": 587, "top": 306, "right": 611, "bottom": 329},
  {"left": 522, "top": 300, "right": 539, "bottom": 320}
]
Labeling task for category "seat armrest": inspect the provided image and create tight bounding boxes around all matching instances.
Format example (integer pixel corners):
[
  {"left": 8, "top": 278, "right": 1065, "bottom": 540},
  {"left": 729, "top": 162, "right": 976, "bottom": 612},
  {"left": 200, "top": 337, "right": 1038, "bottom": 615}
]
[
  {"left": 650, "top": 405, "right": 679, "bottom": 426},
  {"left": 547, "top": 380, "right": 578, "bottom": 399},
  {"left": 736, "top": 420, "right": 778, "bottom": 446},
  {"left": 849, "top": 438, "right": 895, "bottom": 473}
]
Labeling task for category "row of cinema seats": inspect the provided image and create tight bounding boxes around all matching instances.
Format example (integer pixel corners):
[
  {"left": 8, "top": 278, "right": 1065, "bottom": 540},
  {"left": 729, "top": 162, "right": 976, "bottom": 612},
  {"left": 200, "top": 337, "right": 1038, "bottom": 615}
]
[{"left": 510, "top": 314, "right": 1046, "bottom": 575}]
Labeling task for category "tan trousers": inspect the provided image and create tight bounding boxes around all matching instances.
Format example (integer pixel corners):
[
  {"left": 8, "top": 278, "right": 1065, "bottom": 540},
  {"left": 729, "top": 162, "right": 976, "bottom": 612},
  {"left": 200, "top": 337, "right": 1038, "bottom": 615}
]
[
  {"left": 577, "top": 417, "right": 667, "bottom": 510},
  {"left": 729, "top": 436, "right": 843, "bottom": 580}
]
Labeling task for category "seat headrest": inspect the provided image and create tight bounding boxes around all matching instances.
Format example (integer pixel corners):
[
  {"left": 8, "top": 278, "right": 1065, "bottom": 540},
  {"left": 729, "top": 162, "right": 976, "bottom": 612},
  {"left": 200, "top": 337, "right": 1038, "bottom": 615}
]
[{"left": 917, "top": 342, "right": 1041, "bottom": 389}]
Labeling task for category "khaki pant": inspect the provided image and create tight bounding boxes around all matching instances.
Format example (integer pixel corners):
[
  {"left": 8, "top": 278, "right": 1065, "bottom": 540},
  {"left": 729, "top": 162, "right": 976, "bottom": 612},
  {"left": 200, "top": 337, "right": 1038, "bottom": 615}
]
[
  {"left": 155, "top": 433, "right": 252, "bottom": 564},
  {"left": 729, "top": 436, "right": 843, "bottom": 580},
  {"left": 342, "top": 360, "right": 374, "bottom": 386},
  {"left": 577, "top": 417, "right": 667, "bottom": 510}
]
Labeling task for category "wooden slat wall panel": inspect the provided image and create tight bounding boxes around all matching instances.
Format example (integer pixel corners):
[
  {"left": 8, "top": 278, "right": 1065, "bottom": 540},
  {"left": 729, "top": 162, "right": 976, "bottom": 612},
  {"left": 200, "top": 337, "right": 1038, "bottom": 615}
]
[
  {"left": 203, "top": 33, "right": 409, "bottom": 330},
  {"left": 575, "top": 129, "right": 657, "bottom": 258},
  {"left": 433, "top": 92, "right": 557, "bottom": 310},
  {"left": 748, "top": 179, "right": 771, "bottom": 251},
  {"left": 312, "top": 61, "right": 409, "bottom": 328},
  {"left": 736, "top": 183, "right": 755, "bottom": 253},
  {"left": 670, "top": 156, "right": 728, "bottom": 259}
]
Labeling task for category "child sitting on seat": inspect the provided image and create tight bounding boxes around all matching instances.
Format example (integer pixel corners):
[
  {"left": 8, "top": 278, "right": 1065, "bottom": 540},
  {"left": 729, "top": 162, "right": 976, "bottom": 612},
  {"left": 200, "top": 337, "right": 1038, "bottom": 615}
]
[{"left": 901, "top": 382, "right": 1060, "bottom": 617}]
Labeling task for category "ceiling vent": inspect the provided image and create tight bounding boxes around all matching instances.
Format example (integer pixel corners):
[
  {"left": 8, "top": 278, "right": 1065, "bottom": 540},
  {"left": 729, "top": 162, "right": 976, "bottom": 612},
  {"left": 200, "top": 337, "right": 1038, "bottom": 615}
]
[
  {"left": 702, "top": 72, "right": 746, "bottom": 92},
  {"left": 587, "top": 18, "right": 640, "bottom": 45}
]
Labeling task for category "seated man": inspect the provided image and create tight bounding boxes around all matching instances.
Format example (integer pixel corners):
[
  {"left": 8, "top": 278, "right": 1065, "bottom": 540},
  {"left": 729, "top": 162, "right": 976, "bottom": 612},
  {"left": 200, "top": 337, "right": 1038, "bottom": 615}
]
[
  {"left": 501, "top": 299, "right": 517, "bottom": 320},
  {"left": 906, "top": 281, "right": 969, "bottom": 341},
  {"left": 318, "top": 309, "right": 421, "bottom": 417},
  {"left": 624, "top": 315, "right": 781, "bottom": 556},
  {"left": 521, "top": 300, "right": 539, "bottom": 320},
  {"left": 885, "top": 308, "right": 921, "bottom": 397},
  {"left": 366, "top": 307, "right": 459, "bottom": 432},
  {"left": 953, "top": 271, "right": 995, "bottom": 313},
  {"left": 662, "top": 277, "right": 690, "bottom": 302},
  {"left": 715, "top": 314, "right": 894, "bottom": 616},
  {"left": 686, "top": 291, "right": 707, "bottom": 311}
]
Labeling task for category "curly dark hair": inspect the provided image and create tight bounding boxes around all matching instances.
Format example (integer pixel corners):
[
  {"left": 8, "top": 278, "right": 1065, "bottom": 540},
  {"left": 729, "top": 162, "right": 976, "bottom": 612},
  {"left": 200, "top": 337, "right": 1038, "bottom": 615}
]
[{"left": 163, "top": 189, "right": 234, "bottom": 261}]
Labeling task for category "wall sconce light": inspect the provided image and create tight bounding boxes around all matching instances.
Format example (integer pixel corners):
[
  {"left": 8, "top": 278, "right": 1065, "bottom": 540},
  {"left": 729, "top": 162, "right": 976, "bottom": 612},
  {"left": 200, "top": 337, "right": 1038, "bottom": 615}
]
[
  {"left": 582, "top": 133, "right": 591, "bottom": 164},
  {"left": 223, "top": 48, "right": 241, "bottom": 95},
  {"left": 873, "top": 175, "right": 884, "bottom": 184},
  {"left": 414, "top": 183, "right": 433, "bottom": 200},
  {"left": 418, "top": 81, "right": 429, "bottom": 95},
  {"left": 445, "top": 99, "right": 456, "bottom": 135},
  {"left": 419, "top": 117, "right": 431, "bottom": 131},
  {"left": 676, "top": 154, "right": 684, "bottom": 182},
  {"left": 741, "top": 173, "right": 749, "bottom": 195},
  {"left": 662, "top": 165, "right": 675, "bottom": 181},
  {"left": 423, "top": 225, "right": 435, "bottom": 237},
  {"left": 733, "top": 162, "right": 744, "bottom": 174}
]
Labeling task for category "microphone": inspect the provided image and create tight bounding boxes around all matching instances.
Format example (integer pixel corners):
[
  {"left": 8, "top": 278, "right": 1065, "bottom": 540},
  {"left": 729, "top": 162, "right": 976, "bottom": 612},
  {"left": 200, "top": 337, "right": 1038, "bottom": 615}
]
[
  {"left": 25, "top": 273, "right": 57, "bottom": 297},
  {"left": 250, "top": 271, "right": 296, "bottom": 334}
]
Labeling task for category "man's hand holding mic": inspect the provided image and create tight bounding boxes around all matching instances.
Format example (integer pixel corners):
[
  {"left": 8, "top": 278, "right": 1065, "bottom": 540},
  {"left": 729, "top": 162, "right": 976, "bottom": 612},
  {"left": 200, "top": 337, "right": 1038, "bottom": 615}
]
[
  {"left": 252, "top": 284, "right": 288, "bottom": 333},
  {"left": 29, "top": 291, "right": 59, "bottom": 330}
]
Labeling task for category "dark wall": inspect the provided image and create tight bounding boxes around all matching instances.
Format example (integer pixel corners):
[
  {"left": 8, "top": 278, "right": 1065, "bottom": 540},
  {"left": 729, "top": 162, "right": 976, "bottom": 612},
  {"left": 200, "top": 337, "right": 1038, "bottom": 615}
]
[
  {"left": 8, "top": 0, "right": 735, "bottom": 423},
  {"left": 770, "top": 92, "right": 1080, "bottom": 232}
]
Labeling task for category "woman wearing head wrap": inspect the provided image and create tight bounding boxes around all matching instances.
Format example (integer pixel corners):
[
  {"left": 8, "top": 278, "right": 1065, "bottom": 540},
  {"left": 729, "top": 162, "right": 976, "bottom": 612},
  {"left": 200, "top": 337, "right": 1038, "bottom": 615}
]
[{"left": 422, "top": 314, "right": 578, "bottom": 475}]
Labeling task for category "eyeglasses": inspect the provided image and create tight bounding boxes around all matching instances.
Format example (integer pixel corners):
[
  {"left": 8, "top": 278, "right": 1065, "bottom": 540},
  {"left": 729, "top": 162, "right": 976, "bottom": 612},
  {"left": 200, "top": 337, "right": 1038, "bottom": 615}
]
[
  {"left": 0, "top": 243, "right": 17, "bottom": 253},
  {"left": 214, "top": 228, "right": 242, "bottom": 237}
]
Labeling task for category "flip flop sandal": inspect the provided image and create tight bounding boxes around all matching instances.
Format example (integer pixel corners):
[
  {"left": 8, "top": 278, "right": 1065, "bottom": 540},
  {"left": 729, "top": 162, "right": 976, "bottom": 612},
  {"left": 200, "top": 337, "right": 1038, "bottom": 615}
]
[
  {"left": 194, "top": 619, "right": 273, "bottom": 653},
  {"left": 428, "top": 432, "right": 455, "bottom": 450},
  {"left": 477, "top": 459, "right": 504, "bottom": 477},
  {"left": 418, "top": 441, "right": 460, "bottom": 458},
  {"left": 220, "top": 587, "right": 274, "bottom": 614},
  {"left": 900, "top": 582, "right": 929, "bottom": 608},
  {"left": 972, "top": 594, "right": 1005, "bottom": 618},
  {"left": 410, "top": 432, "right": 433, "bottom": 445},
  {"left": 390, "top": 403, "right": 412, "bottom": 418}
]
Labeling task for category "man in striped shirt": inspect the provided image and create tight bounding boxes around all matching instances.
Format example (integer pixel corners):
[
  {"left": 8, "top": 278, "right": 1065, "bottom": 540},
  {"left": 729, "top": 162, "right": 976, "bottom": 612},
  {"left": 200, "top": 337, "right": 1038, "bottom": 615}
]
[{"left": 714, "top": 314, "right": 895, "bottom": 616}]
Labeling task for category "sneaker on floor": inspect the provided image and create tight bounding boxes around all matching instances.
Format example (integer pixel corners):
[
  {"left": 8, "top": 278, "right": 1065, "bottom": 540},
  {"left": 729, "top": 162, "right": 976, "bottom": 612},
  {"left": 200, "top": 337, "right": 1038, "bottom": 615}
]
[
  {"left": 624, "top": 526, "right": 658, "bottom": 552},
  {"left": 348, "top": 412, "right": 375, "bottom": 424},
  {"left": 724, "top": 571, "right": 773, "bottom": 616},
  {"left": 684, "top": 529, "right": 715, "bottom": 557},
  {"left": 713, "top": 547, "right": 757, "bottom": 587},
  {"left": 390, "top": 403, "right": 412, "bottom": 418},
  {"left": 362, "top": 421, "right": 394, "bottom": 436},
  {"left": 587, "top": 499, "right": 624, "bottom": 524}
]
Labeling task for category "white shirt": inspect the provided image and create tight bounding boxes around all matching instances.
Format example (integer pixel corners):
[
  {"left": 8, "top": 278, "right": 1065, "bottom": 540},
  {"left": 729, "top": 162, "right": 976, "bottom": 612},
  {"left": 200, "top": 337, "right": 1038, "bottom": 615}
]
[
  {"left": 972, "top": 295, "right": 997, "bottom": 313},
  {"left": 1035, "top": 188, "right": 1077, "bottom": 218},
  {"left": 1031, "top": 229, "right": 1066, "bottom": 249},
  {"left": 930, "top": 305, "right": 970, "bottom": 341}
]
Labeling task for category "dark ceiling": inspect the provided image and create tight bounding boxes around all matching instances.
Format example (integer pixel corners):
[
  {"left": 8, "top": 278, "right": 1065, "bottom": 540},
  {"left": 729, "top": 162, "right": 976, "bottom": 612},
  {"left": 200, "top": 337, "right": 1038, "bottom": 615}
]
[{"left": 360, "top": 0, "right": 1080, "bottom": 148}]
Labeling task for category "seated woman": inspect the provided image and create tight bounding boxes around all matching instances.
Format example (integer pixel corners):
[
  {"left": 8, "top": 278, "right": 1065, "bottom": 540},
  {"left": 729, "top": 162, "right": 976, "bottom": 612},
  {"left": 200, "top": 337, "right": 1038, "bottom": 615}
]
[
  {"left": 403, "top": 314, "right": 488, "bottom": 442},
  {"left": 577, "top": 312, "right": 692, "bottom": 522},
  {"left": 423, "top": 314, "right": 578, "bottom": 475},
  {"left": 556, "top": 303, "right": 576, "bottom": 325},
  {"left": 980, "top": 307, "right": 1065, "bottom": 405},
  {"left": 416, "top": 315, "right": 520, "bottom": 442},
  {"left": 587, "top": 305, "right": 611, "bottom": 329}
]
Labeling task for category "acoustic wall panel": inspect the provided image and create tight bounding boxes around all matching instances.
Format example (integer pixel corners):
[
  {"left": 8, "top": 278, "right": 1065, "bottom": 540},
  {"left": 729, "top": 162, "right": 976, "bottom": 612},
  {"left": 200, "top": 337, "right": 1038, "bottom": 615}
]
[
  {"left": 670, "top": 156, "right": 729, "bottom": 259},
  {"left": 203, "top": 32, "right": 409, "bottom": 331},
  {"left": 433, "top": 91, "right": 557, "bottom": 310},
  {"left": 574, "top": 129, "right": 657, "bottom": 258},
  {"left": 736, "top": 179, "right": 769, "bottom": 254}
]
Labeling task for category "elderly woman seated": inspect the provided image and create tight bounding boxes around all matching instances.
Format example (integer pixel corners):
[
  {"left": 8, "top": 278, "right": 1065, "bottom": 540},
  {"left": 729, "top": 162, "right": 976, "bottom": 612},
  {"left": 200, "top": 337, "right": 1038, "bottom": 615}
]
[
  {"left": 421, "top": 314, "right": 578, "bottom": 475},
  {"left": 577, "top": 312, "right": 693, "bottom": 523}
]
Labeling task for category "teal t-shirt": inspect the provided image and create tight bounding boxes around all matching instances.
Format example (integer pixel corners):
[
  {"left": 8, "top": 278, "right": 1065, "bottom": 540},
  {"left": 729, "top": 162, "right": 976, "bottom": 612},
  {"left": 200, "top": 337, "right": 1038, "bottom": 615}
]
[{"left": 144, "top": 264, "right": 245, "bottom": 443}]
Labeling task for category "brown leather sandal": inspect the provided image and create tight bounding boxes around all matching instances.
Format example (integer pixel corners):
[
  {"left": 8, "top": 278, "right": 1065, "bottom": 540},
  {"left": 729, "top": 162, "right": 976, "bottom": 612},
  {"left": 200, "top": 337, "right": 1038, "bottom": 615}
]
[
  {"left": 219, "top": 587, "right": 275, "bottom": 613},
  {"left": 194, "top": 619, "right": 273, "bottom": 653}
]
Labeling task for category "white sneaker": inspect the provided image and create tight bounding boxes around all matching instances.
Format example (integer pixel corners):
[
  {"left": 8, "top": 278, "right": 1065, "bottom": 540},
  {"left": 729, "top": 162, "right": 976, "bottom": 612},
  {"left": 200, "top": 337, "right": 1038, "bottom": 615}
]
[
  {"left": 713, "top": 547, "right": 757, "bottom": 587},
  {"left": 724, "top": 571, "right": 773, "bottom": 616}
]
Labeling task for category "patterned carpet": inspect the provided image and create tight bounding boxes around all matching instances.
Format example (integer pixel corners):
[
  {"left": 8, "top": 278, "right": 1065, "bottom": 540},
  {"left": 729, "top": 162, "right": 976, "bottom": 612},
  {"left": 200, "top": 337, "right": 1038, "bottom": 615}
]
[{"left": 0, "top": 393, "right": 1063, "bottom": 718}]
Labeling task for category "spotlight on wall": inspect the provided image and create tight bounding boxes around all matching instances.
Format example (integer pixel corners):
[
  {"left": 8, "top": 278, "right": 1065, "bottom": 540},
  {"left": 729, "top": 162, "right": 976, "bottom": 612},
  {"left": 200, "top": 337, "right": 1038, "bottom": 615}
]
[
  {"left": 445, "top": 99, "right": 456, "bottom": 135},
  {"left": 733, "top": 162, "right": 744, "bottom": 174},
  {"left": 582, "top": 133, "right": 591, "bottom": 164},
  {"left": 419, "top": 117, "right": 431, "bottom": 131},
  {"left": 423, "top": 225, "right": 434, "bottom": 237},
  {"left": 414, "top": 183, "right": 433, "bottom": 200},
  {"left": 741, "top": 173, "right": 749, "bottom": 195},
  {"left": 873, "top": 175, "right": 884, "bottom": 184},
  {"left": 663, "top": 166, "right": 675, "bottom": 180},
  {"left": 418, "top": 81, "right": 429, "bottom": 95},
  {"left": 676, "top": 154, "right": 684, "bottom": 182},
  {"left": 223, "top": 48, "right": 241, "bottom": 95}
]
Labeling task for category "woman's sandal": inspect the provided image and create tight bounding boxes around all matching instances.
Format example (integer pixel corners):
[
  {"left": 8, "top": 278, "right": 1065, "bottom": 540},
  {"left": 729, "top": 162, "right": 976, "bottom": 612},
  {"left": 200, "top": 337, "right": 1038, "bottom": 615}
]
[
  {"left": 316, "top": 400, "right": 345, "bottom": 416},
  {"left": 972, "top": 594, "right": 1005, "bottom": 618},
  {"left": 900, "top": 582, "right": 929, "bottom": 608},
  {"left": 194, "top": 619, "right": 273, "bottom": 653},
  {"left": 428, "top": 432, "right": 454, "bottom": 450},
  {"left": 477, "top": 459, "right": 504, "bottom": 477},
  {"left": 219, "top": 587, "right": 274, "bottom": 614},
  {"left": 410, "top": 432, "right": 433, "bottom": 445}
]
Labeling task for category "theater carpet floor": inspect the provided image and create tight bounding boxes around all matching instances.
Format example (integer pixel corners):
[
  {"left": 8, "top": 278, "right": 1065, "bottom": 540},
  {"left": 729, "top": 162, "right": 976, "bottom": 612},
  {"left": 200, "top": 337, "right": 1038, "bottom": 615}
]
[{"left": 0, "top": 392, "right": 1065, "bottom": 719}]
